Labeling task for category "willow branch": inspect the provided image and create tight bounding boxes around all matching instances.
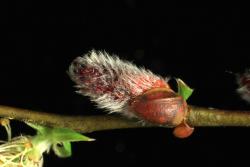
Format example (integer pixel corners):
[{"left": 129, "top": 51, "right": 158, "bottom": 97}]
[{"left": 0, "top": 105, "right": 250, "bottom": 133}]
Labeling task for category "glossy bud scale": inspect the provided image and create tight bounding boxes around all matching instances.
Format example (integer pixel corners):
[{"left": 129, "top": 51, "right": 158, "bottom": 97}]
[{"left": 130, "top": 88, "right": 187, "bottom": 126}]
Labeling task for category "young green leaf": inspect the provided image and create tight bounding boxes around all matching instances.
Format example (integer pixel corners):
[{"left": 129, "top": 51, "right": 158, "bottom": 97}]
[
  {"left": 26, "top": 122, "right": 95, "bottom": 158},
  {"left": 51, "top": 127, "right": 95, "bottom": 142},
  {"left": 176, "top": 78, "right": 194, "bottom": 101},
  {"left": 26, "top": 122, "right": 95, "bottom": 142},
  {"left": 25, "top": 122, "right": 49, "bottom": 135}
]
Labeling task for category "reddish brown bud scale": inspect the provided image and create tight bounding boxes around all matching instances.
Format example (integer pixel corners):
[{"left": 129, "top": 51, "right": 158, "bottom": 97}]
[
  {"left": 173, "top": 121, "right": 194, "bottom": 138},
  {"left": 130, "top": 88, "right": 187, "bottom": 126}
]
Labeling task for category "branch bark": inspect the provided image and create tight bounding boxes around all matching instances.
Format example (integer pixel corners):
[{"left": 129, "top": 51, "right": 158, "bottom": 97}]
[{"left": 0, "top": 105, "right": 250, "bottom": 133}]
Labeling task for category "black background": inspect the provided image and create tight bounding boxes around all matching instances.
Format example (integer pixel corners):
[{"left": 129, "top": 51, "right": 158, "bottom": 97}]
[{"left": 1, "top": 1, "right": 250, "bottom": 167}]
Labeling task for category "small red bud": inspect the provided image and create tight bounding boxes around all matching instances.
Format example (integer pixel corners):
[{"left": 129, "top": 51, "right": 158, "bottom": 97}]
[{"left": 173, "top": 121, "right": 194, "bottom": 138}]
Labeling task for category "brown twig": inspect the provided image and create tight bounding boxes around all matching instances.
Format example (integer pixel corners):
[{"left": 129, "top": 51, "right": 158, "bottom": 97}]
[{"left": 0, "top": 105, "right": 250, "bottom": 133}]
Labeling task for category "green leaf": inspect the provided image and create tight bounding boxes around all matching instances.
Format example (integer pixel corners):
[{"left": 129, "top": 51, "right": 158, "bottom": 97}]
[
  {"left": 176, "top": 78, "right": 194, "bottom": 101},
  {"left": 52, "top": 141, "right": 72, "bottom": 158},
  {"left": 51, "top": 128, "right": 95, "bottom": 143},
  {"left": 26, "top": 122, "right": 95, "bottom": 142},
  {"left": 25, "top": 122, "right": 50, "bottom": 135},
  {"left": 27, "top": 123, "right": 95, "bottom": 159}
]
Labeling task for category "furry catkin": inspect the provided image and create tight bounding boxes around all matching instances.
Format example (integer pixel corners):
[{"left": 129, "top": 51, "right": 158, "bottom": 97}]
[
  {"left": 68, "top": 50, "right": 169, "bottom": 118},
  {"left": 237, "top": 69, "right": 250, "bottom": 103}
]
